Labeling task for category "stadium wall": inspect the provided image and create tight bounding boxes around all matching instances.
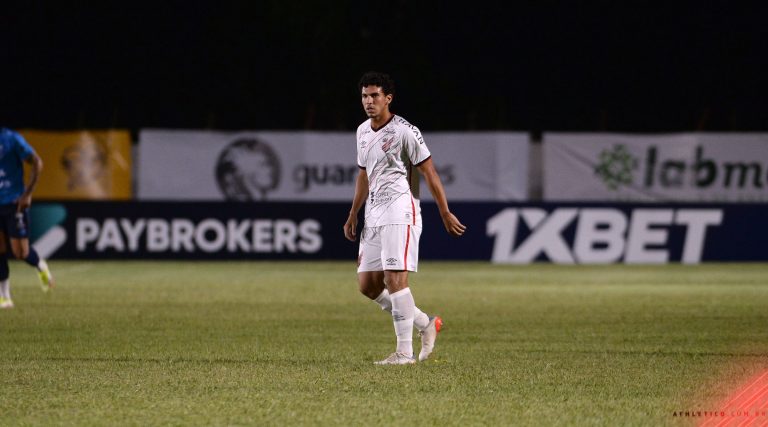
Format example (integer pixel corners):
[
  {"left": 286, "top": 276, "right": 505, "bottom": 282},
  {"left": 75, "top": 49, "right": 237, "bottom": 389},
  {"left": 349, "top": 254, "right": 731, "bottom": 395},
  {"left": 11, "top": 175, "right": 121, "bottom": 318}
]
[
  {"left": 19, "top": 130, "right": 767, "bottom": 263},
  {"left": 29, "top": 202, "right": 767, "bottom": 264}
]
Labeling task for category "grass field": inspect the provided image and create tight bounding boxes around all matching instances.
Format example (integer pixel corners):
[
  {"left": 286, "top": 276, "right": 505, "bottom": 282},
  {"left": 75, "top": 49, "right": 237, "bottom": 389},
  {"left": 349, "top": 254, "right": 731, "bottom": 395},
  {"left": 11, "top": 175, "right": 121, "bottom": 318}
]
[{"left": 1, "top": 261, "right": 767, "bottom": 426}]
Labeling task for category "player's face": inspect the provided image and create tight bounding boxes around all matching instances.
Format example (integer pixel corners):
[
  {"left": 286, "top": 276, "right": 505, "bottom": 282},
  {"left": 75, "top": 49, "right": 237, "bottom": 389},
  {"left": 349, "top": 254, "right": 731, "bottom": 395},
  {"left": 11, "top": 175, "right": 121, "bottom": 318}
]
[{"left": 361, "top": 86, "right": 392, "bottom": 119}]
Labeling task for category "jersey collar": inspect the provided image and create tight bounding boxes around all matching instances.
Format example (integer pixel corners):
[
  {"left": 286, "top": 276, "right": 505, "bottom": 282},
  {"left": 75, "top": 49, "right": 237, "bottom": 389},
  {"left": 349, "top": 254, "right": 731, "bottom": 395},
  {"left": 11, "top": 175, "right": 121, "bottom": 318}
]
[{"left": 370, "top": 114, "right": 395, "bottom": 132}]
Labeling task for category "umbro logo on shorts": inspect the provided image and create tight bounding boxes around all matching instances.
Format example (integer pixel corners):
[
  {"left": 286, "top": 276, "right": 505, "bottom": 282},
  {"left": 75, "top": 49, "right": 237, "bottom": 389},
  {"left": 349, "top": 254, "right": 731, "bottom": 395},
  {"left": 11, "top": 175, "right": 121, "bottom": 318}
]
[{"left": 386, "top": 258, "right": 398, "bottom": 266}]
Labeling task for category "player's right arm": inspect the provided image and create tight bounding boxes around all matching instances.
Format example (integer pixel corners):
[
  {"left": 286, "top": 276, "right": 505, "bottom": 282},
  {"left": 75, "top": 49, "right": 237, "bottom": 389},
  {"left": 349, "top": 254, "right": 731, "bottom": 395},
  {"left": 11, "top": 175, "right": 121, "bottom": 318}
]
[{"left": 344, "top": 168, "right": 368, "bottom": 241}]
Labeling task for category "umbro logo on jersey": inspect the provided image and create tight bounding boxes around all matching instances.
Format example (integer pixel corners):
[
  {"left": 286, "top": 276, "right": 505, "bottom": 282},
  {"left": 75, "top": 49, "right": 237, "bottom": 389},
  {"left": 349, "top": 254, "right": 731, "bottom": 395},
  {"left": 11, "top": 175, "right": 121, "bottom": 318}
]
[{"left": 386, "top": 257, "right": 398, "bottom": 266}]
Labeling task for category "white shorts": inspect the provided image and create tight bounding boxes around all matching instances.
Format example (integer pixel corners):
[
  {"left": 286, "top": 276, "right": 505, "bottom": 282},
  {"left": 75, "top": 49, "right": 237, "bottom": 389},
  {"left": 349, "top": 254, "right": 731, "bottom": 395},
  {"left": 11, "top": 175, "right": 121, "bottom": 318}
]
[{"left": 358, "top": 224, "right": 422, "bottom": 273}]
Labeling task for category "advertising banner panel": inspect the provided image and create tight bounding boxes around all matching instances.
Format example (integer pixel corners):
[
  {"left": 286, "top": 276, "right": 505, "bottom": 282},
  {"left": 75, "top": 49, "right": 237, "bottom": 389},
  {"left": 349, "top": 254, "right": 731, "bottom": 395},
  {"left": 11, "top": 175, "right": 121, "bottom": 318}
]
[
  {"left": 31, "top": 201, "right": 355, "bottom": 260},
  {"left": 137, "top": 130, "right": 529, "bottom": 201},
  {"left": 20, "top": 130, "right": 132, "bottom": 200},
  {"left": 544, "top": 133, "right": 768, "bottom": 202},
  {"left": 30, "top": 201, "right": 767, "bottom": 264}
]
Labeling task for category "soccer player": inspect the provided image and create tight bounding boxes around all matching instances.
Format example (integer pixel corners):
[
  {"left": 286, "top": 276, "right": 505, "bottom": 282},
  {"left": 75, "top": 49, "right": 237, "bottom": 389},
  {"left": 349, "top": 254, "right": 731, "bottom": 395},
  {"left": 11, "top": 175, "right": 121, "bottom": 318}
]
[
  {"left": 0, "top": 128, "right": 54, "bottom": 309},
  {"left": 343, "top": 72, "right": 466, "bottom": 365}
]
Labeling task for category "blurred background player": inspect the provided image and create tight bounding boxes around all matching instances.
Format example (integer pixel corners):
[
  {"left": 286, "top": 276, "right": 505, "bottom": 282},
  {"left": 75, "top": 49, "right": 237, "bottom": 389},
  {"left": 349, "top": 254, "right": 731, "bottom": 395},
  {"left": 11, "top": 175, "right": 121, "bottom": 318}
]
[
  {"left": 343, "top": 72, "right": 466, "bottom": 365},
  {"left": 0, "top": 128, "right": 54, "bottom": 309}
]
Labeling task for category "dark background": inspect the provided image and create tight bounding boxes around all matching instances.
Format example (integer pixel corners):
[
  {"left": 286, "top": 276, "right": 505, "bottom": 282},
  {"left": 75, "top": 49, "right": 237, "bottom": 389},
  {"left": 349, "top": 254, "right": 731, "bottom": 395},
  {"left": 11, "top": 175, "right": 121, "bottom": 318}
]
[{"left": 2, "top": 1, "right": 766, "bottom": 132}]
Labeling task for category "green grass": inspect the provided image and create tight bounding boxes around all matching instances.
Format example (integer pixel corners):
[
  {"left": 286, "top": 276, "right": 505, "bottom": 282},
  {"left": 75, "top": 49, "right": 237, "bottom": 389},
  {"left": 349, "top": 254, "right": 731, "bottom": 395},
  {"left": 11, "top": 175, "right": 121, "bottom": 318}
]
[{"left": 2, "top": 261, "right": 768, "bottom": 426}]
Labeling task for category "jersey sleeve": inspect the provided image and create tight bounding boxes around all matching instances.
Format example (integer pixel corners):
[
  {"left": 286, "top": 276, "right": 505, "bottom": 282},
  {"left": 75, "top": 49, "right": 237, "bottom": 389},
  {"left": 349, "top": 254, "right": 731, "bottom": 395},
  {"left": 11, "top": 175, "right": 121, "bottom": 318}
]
[
  {"left": 10, "top": 130, "right": 35, "bottom": 160},
  {"left": 356, "top": 129, "right": 366, "bottom": 169},
  {"left": 403, "top": 124, "right": 431, "bottom": 166}
]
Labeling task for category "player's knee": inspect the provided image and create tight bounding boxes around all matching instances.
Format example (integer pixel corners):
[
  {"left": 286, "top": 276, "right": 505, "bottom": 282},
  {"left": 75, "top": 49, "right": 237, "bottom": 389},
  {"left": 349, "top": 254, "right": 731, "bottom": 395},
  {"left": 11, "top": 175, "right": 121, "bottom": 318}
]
[
  {"left": 12, "top": 250, "right": 27, "bottom": 260},
  {"left": 359, "top": 287, "right": 377, "bottom": 299},
  {"left": 358, "top": 282, "right": 380, "bottom": 300},
  {"left": 383, "top": 272, "right": 408, "bottom": 292}
]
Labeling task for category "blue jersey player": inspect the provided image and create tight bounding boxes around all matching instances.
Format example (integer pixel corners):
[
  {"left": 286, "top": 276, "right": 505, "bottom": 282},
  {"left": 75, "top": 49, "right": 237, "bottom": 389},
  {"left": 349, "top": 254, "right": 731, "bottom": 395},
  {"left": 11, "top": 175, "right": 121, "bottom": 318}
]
[{"left": 0, "top": 128, "right": 54, "bottom": 309}]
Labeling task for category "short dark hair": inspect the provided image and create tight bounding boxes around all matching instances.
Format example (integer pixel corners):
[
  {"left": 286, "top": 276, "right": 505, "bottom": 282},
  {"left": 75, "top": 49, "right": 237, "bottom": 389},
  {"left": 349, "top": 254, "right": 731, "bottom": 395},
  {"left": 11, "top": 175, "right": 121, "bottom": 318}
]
[{"left": 358, "top": 71, "right": 395, "bottom": 96}]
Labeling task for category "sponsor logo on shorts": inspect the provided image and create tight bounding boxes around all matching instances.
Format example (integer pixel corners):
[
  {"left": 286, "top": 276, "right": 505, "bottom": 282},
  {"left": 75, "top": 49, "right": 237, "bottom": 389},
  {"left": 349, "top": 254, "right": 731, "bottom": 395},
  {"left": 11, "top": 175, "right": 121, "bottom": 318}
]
[
  {"left": 15, "top": 212, "right": 27, "bottom": 236},
  {"left": 386, "top": 257, "right": 398, "bottom": 266}
]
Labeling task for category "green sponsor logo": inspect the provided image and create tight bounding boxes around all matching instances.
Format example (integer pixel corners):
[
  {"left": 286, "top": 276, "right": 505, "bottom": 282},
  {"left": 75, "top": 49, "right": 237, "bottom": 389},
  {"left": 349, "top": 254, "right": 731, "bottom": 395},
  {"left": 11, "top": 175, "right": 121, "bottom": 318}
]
[{"left": 594, "top": 144, "right": 638, "bottom": 190}]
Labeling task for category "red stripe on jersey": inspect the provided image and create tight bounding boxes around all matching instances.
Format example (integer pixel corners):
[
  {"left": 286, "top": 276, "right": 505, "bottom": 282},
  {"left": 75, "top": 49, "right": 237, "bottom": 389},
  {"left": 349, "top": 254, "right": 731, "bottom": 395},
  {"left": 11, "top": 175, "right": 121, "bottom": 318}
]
[
  {"left": 410, "top": 195, "right": 416, "bottom": 225},
  {"left": 404, "top": 225, "right": 411, "bottom": 270}
]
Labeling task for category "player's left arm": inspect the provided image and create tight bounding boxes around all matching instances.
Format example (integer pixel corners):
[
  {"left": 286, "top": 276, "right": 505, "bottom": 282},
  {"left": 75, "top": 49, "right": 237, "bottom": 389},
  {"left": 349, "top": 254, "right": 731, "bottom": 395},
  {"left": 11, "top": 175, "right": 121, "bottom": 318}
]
[
  {"left": 417, "top": 158, "right": 466, "bottom": 237},
  {"left": 18, "top": 152, "right": 43, "bottom": 211}
]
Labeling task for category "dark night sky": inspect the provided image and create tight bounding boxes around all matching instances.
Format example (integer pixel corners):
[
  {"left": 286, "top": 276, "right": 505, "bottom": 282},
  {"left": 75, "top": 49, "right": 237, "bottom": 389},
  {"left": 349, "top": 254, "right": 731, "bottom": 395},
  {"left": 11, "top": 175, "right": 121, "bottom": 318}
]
[{"left": 2, "top": 1, "right": 766, "bottom": 132}]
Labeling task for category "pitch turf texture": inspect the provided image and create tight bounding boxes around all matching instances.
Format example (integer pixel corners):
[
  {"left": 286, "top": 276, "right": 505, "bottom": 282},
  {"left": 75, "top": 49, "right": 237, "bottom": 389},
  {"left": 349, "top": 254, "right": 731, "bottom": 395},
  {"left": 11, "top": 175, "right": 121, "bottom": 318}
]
[{"left": 1, "top": 261, "right": 767, "bottom": 426}]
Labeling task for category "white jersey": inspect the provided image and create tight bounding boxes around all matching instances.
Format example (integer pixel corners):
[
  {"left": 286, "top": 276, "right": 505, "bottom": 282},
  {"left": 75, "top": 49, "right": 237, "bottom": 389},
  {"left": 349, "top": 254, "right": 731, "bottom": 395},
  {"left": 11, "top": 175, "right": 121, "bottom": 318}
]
[{"left": 356, "top": 114, "right": 431, "bottom": 227}]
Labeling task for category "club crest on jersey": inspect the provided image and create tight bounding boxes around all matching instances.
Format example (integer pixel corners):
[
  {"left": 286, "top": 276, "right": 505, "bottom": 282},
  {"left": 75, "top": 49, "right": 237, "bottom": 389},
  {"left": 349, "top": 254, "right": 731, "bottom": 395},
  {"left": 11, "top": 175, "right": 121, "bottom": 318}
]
[{"left": 381, "top": 137, "right": 395, "bottom": 152}]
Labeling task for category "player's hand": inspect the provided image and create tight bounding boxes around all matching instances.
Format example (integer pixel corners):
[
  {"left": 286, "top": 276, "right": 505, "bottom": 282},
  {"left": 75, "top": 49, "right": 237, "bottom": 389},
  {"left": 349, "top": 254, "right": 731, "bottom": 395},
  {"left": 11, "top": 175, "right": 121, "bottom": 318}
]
[
  {"left": 16, "top": 193, "right": 32, "bottom": 211},
  {"left": 343, "top": 213, "right": 358, "bottom": 241},
  {"left": 441, "top": 212, "right": 466, "bottom": 237}
]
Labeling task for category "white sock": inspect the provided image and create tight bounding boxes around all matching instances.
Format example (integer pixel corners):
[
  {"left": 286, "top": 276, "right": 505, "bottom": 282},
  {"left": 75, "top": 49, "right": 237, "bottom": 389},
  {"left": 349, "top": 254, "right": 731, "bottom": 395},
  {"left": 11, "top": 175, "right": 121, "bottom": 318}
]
[
  {"left": 390, "top": 288, "right": 415, "bottom": 356},
  {"left": 413, "top": 308, "right": 429, "bottom": 331},
  {"left": 0, "top": 279, "right": 10, "bottom": 299},
  {"left": 374, "top": 289, "right": 392, "bottom": 311},
  {"left": 374, "top": 289, "right": 430, "bottom": 331}
]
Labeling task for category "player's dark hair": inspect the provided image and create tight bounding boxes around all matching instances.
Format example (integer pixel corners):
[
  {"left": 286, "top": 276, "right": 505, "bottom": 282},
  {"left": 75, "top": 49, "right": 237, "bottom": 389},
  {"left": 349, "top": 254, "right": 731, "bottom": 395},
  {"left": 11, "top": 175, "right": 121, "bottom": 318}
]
[{"left": 359, "top": 71, "right": 395, "bottom": 96}]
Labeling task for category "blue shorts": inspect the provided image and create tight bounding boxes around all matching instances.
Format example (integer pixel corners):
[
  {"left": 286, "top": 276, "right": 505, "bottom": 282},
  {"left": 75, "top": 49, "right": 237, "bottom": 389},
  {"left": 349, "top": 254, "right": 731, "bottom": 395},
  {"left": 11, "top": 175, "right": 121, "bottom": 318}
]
[{"left": 0, "top": 204, "right": 30, "bottom": 239}]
